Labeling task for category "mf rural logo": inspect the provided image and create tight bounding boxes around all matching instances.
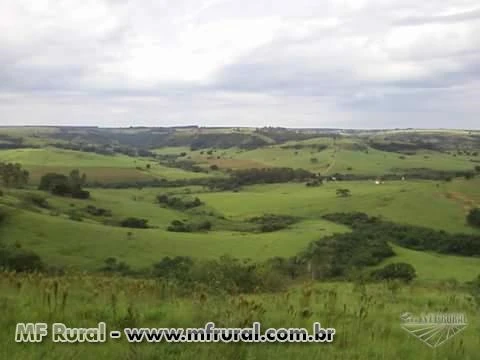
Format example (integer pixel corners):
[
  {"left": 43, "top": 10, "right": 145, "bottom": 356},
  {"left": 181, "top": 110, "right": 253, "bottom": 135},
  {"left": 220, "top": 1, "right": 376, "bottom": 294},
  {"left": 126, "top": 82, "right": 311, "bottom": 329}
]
[{"left": 400, "top": 312, "right": 468, "bottom": 348}]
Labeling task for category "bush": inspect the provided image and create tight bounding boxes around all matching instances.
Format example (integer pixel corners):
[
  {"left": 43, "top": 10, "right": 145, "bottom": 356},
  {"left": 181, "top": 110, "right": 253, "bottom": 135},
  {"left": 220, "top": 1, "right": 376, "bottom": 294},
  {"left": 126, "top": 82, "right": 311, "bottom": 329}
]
[
  {"left": 336, "top": 188, "right": 351, "bottom": 197},
  {"left": 306, "top": 179, "right": 322, "bottom": 187},
  {"left": 324, "top": 212, "right": 480, "bottom": 257},
  {"left": 156, "top": 194, "right": 203, "bottom": 210},
  {"left": 100, "top": 257, "right": 132, "bottom": 275},
  {"left": 71, "top": 189, "right": 90, "bottom": 199},
  {"left": 467, "top": 208, "right": 480, "bottom": 228},
  {"left": 0, "top": 247, "right": 44, "bottom": 272},
  {"left": 120, "top": 217, "right": 149, "bottom": 228},
  {"left": 167, "top": 219, "right": 212, "bottom": 232},
  {"left": 22, "top": 193, "right": 50, "bottom": 209},
  {"left": 249, "top": 214, "right": 298, "bottom": 232},
  {"left": 68, "top": 212, "right": 83, "bottom": 222},
  {"left": 85, "top": 205, "right": 112, "bottom": 217},
  {"left": 151, "top": 255, "right": 281, "bottom": 293},
  {"left": 371, "top": 263, "right": 416, "bottom": 282}
]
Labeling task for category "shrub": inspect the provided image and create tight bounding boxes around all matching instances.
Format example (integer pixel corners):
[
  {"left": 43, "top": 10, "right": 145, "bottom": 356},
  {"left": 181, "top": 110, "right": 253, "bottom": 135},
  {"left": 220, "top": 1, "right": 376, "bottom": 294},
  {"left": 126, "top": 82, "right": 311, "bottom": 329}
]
[
  {"left": 306, "top": 179, "right": 322, "bottom": 187},
  {"left": 336, "top": 188, "right": 351, "bottom": 197},
  {"left": 68, "top": 212, "right": 83, "bottom": 222},
  {"left": 85, "top": 205, "right": 112, "bottom": 217},
  {"left": 120, "top": 217, "right": 149, "bottom": 229},
  {"left": 23, "top": 193, "right": 50, "bottom": 209},
  {"left": 324, "top": 212, "right": 480, "bottom": 257},
  {"left": 249, "top": 214, "right": 298, "bottom": 232},
  {"left": 0, "top": 247, "right": 44, "bottom": 272},
  {"left": 371, "top": 263, "right": 416, "bottom": 282},
  {"left": 467, "top": 208, "right": 480, "bottom": 228},
  {"left": 100, "top": 257, "right": 132, "bottom": 275},
  {"left": 156, "top": 194, "right": 203, "bottom": 210},
  {"left": 167, "top": 219, "right": 212, "bottom": 232}
]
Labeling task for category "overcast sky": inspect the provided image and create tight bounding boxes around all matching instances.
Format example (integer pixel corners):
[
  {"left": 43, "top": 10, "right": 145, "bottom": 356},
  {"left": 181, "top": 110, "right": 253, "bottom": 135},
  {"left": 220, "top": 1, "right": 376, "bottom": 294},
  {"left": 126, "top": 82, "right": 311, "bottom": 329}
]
[{"left": 1, "top": 0, "right": 479, "bottom": 129}]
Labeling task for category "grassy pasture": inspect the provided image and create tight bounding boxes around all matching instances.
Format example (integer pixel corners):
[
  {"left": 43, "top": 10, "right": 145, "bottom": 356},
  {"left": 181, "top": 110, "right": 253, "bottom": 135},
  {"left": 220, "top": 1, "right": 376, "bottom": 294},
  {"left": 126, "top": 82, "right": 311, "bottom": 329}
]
[
  {"left": 329, "top": 148, "right": 475, "bottom": 175},
  {"left": 197, "top": 179, "right": 480, "bottom": 234},
  {"left": 383, "top": 245, "right": 480, "bottom": 282},
  {"left": 0, "top": 274, "right": 478, "bottom": 360},
  {"left": 1, "top": 178, "right": 479, "bottom": 276},
  {"left": 172, "top": 139, "right": 476, "bottom": 176},
  {"left": 0, "top": 202, "right": 348, "bottom": 270},
  {"left": 0, "top": 148, "right": 210, "bottom": 183}
]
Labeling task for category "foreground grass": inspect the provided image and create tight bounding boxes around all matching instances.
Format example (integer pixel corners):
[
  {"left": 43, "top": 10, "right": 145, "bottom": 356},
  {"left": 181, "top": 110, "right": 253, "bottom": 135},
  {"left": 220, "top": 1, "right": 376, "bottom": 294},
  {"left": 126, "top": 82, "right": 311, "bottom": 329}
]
[{"left": 0, "top": 273, "right": 478, "bottom": 359}]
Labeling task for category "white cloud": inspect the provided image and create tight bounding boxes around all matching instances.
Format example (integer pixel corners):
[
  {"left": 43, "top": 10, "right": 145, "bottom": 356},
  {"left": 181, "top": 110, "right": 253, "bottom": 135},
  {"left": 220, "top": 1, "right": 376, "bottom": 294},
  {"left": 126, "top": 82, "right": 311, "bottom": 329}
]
[{"left": 0, "top": 0, "right": 479, "bottom": 128}]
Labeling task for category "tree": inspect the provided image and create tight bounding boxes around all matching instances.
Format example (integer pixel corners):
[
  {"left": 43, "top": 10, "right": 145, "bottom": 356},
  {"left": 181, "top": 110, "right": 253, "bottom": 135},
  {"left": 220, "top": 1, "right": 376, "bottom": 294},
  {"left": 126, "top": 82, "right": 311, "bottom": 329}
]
[
  {"left": 336, "top": 188, "right": 351, "bottom": 197},
  {"left": 39, "top": 173, "right": 69, "bottom": 191},
  {"left": 39, "top": 170, "right": 90, "bottom": 199},
  {"left": 69, "top": 169, "right": 87, "bottom": 189},
  {"left": 467, "top": 208, "right": 480, "bottom": 228},
  {"left": 0, "top": 162, "right": 29, "bottom": 188}
]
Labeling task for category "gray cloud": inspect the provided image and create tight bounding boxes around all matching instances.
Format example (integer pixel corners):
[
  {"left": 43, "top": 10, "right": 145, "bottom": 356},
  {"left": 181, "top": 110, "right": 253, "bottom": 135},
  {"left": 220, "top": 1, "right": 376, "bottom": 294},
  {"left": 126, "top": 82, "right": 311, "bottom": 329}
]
[
  {"left": 395, "top": 8, "right": 480, "bottom": 26},
  {"left": 0, "top": 0, "right": 479, "bottom": 128}
]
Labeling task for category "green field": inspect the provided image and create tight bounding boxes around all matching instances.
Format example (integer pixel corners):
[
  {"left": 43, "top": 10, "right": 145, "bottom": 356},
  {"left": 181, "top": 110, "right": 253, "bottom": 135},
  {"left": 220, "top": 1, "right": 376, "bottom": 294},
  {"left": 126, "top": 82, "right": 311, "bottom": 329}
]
[
  {"left": 0, "top": 148, "right": 211, "bottom": 183},
  {"left": 155, "top": 139, "right": 476, "bottom": 176},
  {"left": 1, "top": 178, "right": 479, "bottom": 274}
]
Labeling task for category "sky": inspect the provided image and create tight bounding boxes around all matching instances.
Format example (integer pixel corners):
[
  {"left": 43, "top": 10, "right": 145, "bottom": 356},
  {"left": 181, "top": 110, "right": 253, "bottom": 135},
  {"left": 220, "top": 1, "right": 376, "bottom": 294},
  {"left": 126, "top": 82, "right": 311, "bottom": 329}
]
[{"left": 1, "top": 0, "right": 479, "bottom": 129}]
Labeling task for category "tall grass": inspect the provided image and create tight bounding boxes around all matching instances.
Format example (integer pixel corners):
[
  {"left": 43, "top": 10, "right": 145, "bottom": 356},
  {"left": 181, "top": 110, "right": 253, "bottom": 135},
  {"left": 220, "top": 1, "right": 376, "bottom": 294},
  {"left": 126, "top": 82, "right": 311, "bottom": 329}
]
[{"left": 1, "top": 272, "right": 478, "bottom": 359}]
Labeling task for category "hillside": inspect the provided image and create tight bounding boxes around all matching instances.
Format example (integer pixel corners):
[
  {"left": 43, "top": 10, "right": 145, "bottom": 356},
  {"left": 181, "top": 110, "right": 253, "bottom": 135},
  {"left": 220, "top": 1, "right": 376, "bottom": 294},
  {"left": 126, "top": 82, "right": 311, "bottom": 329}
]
[{"left": 1, "top": 126, "right": 480, "bottom": 359}]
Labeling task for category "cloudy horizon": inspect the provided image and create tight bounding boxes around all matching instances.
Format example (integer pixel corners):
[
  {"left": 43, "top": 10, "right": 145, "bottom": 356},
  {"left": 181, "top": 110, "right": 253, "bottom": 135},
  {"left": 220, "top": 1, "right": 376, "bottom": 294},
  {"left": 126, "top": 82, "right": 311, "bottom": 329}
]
[{"left": 1, "top": 0, "right": 480, "bottom": 129}]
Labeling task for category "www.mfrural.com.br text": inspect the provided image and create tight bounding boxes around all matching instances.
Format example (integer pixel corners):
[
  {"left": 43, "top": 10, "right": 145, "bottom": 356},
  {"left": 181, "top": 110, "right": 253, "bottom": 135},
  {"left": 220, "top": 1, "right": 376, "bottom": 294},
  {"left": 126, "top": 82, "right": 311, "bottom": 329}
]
[{"left": 15, "top": 322, "right": 336, "bottom": 344}]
